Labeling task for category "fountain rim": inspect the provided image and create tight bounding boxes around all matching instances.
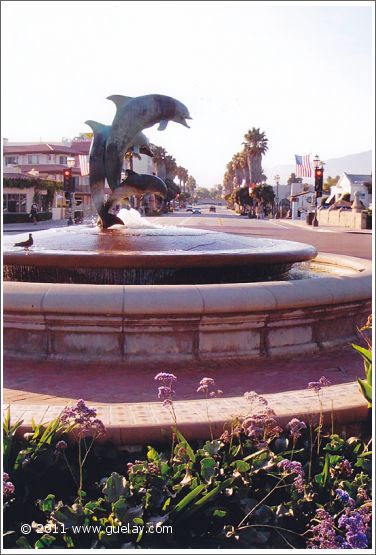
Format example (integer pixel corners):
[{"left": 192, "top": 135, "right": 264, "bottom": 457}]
[{"left": 3, "top": 253, "right": 372, "bottom": 316}]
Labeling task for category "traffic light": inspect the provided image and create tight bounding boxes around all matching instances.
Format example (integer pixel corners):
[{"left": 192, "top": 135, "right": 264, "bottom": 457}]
[
  {"left": 63, "top": 168, "right": 72, "bottom": 191},
  {"left": 314, "top": 167, "right": 324, "bottom": 197}
]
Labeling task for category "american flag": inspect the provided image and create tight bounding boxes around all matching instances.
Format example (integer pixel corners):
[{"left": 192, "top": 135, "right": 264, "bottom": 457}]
[
  {"left": 78, "top": 155, "right": 90, "bottom": 176},
  {"left": 295, "top": 154, "right": 312, "bottom": 177}
]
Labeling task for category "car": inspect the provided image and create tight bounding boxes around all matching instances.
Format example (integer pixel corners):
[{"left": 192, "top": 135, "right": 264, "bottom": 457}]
[
  {"left": 209, "top": 205, "right": 216, "bottom": 212},
  {"left": 186, "top": 206, "right": 194, "bottom": 212},
  {"left": 192, "top": 208, "right": 201, "bottom": 214}
]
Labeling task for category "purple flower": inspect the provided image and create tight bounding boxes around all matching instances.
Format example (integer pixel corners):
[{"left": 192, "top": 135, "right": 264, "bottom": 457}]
[
  {"left": 286, "top": 418, "right": 307, "bottom": 440},
  {"left": 307, "top": 509, "right": 342, "bottom": 549},
  {"left": 197, "top": 377, "right": 223, "bottom": 397},
  {"left": 244, "top": 391, "right": 268, "bottom": 406},
  {"left": 199, "top": 377, "right": 215, "bottom": 387},
  {"left": 277, "top": 459, "right": 305, "bottom": 493},
  {"left": 3, "top": 473, "right": 15, "bottom": 498},
  {"left": 60, "top": 400, "right": 106, "bottom": 437},
  {"left": 338, "top": 459, "right": 353, "bottom": 478},
  {"left": 154, "top": 372, "right": 177, "bottom": 383},
  {"left": 158, "top": 386, "right": 174, "bottom": 399},
  {"left": 242, "top": 409, "right": 282, "bottom": 447},
  {"left": 335, "top": 488, "right": 355, "bottom": 508},
  {"left": 308, "top": 376, "right": 332, "bottom": 392}
]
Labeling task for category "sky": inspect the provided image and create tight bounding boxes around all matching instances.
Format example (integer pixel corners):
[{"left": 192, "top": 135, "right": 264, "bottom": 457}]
[{"left": 2, "top": 1, "right": 374, "bottom": 188}]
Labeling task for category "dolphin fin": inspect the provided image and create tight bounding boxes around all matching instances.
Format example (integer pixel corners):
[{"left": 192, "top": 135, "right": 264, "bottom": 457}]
[
  {"left": 84, "top": 120, "right": 109, "bottom": 135},
  {"left": 157, "top": 119, "right": 169, "bottom": 131},
  {"left": 106, "top": 95, "right": 134, "bottom": 110}
]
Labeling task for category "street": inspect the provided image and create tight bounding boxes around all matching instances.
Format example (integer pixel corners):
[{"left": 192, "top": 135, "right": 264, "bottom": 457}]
[
  {"left": 3, "top": 204, "right": 372, "bottom": 260},
  {"left": 148, "top": 205, "right": 372, "bottom": 260}
]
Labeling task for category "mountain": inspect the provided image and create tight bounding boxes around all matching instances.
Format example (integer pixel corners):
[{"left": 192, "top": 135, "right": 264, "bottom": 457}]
[{"left": 264, "top": 150, "right": 372, "bottom": 184}]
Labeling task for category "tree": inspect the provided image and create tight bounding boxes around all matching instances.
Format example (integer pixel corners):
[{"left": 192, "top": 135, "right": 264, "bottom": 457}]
[
  {"left": 324, "top": 175, "right": 340, "bottom": 193},
  {"left": 176, "top": 166, "right": 189, "bottom": 194},
  {"left": 287, "top": 173, "right": 302, "bottom": 185},
  {"left": 186, "top": 175, "right": 197, "bottom": 195},
  {"left": 165, "top": 155, "right": 177, "bottom": 180},
  {"left": 243, "top": 128, "right": 269, "bottom": 185},
  {"left": 253, "top": 184, "right": 275, "bottom": 206},
  {"left": 151, "top": 145, "right": 167, "bottom": 179}
]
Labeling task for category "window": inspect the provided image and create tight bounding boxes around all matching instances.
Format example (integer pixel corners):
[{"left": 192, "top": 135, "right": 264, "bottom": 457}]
[
  {"left": 59, "top": 156, "right": 68, "bottom": 164},
  {"left": 27, "top": 155, "right": 39, "bottom": 164},
  {"left": 3, "top": 193, "right": 27, "bottom": 213},
  {"left": 5, "top": 156, "right": 18, "bottom": 165}
]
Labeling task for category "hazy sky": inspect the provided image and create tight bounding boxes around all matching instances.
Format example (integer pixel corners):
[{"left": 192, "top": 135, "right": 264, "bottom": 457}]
[{"left": 2, "top": 1, "right": 374, "bottom": 187}]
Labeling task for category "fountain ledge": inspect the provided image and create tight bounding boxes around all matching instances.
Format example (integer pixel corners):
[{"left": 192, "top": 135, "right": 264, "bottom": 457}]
[{"left": 3, "top": 253, "right": 372, "bottom": 364}]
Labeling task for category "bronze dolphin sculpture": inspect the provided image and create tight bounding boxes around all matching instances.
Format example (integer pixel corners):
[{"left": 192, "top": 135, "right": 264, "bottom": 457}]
[
  {"left": 85, "top": 120, "right": 155, "bottom": 223},
  {"left": 99, "top": 170, "right": 167, "bottom": 229},
  {"left": 105, "top": 94, "right": 191, "bottom": 190}
]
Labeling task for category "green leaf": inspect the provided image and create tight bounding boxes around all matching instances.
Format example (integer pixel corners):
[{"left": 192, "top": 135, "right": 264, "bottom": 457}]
[
  {"left": 34, "top": 534, "right": 56, "bottom": 549},
  {"left": 200, "top": 457, "right": 216, "bottom": 483},
  {"left": 16, "top": 536, "right": 32, "bottom": 549},
  {"left": 352, "top": 344, "right": 372, "bottom": 365},
  {"left": 39, "top": 494, "right": 55, "bottom": 513},
  {"left": 102, "top": 472, "right": 128, "bottom": 503},
  {"left": 200, "top": 440, "right": 222, "bottom": 456},
  {"left": 213, "top": 509, "right": 227, "bottom": 518},
  {"left": 171, "top": 484, "right": 206, "bottom": 514},
  {"left": 113, "top": 499, "right": 143, "bottom": 526},
  {"left": 231, "top": 460, "right": 250, "bottom": 473},
  {"left": 147, "top": 446, "right": 160, "bottom": 462},
  {"left": 53, "top": 506, "right": 84, "bottom": 528},
  {"left": 315, "top": 453, "right": 330, "bottom": 487},
  {"left": 175, "top": 430, "right": 196, "bottom": 462},
  {"left": 357, "top": 378, "right": 372, "bottom": 406}
]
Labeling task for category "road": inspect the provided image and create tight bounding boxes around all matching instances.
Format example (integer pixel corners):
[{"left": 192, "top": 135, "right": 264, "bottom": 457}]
[
  {"left": 3, "top": 205, "right": 372, "bottom": 260},
  {"left": 147, "top": 205, "right": 372, "bottom": 260}
]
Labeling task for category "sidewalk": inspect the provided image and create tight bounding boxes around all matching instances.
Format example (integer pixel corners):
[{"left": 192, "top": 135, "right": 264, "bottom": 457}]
[
  {"left": 277, "top": 217, "right": 372, "bottom": 234},
  {"left": 4, "top": 346, "right": 368, "bottom": 443},
  {"left": 3, "top": 217, "right": 95, "bottom": 233}
]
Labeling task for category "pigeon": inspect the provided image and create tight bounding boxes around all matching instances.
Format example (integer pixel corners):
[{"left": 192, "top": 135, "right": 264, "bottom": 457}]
[{"left": 14, "top": 233, "right": 33, "bottom": 250}]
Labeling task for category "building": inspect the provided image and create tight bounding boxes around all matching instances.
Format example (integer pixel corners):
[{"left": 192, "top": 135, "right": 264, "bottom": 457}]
[
  {"left": 327, "top": 173, "right": 372, "bottom": 208},
  {"left": 3, "top": 138, "right": 92, "bottom": 220}
]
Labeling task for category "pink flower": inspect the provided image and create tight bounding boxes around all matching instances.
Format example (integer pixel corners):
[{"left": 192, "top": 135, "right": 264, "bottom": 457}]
[{"left": 60, "top": 400, "right": 106, "bottom": 437}]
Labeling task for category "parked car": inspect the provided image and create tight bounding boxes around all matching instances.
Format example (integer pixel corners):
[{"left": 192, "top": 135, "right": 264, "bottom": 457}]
[{"left": 209, "top": 205, "right": 216, "bottom": 212}]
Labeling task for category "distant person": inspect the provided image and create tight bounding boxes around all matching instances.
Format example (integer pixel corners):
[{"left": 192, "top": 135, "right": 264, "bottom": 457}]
[{"left": 30, "top": 203, "right": 38, "bottom": 224}]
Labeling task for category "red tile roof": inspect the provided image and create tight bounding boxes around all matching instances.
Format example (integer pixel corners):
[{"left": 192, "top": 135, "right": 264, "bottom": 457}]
[
  {"left": 17, "top": 164, "right": 82, "bottom": 175},
  {"left": 4, "top": 144, "right": 72, "bottom": 154},
  {"left": 3, "top": 172, "right": 39, "bottom": 180}
]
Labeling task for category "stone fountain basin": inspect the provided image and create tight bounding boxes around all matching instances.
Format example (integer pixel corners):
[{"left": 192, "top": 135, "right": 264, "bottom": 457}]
[
  {"left": 3, "top": 251, "right": 371, "bottom": 365},
  {"left": 3, "top": 226, "right": 317, "bottom": 284}
]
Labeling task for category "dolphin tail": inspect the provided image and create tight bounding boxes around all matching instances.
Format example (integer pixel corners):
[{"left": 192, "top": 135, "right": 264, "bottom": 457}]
[
  {"left": 84, "top": 120, "right": 109, "bottom": 134},
  {"left": 106, "top": 94, "right": 134, "bottom": 110}
]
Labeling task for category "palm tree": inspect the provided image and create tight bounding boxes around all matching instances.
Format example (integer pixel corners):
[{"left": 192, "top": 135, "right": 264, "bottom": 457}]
[
  {"left": 231, "top": 153, "right": 246, "bottom": 186},
  {"left": 151, "top": 145, "right": 167, "bottom": 179},
  {"left": 243, "top": 128, "right": 268, "bottom": 185},
  {"left": 186, "top": 175, "right": 197, "bottom": 195},
  {"left": 177, "top": 166, "right": 189, "bottom": 194},
  {"left": 165, "top": 155, "right": 177, "bottom": 181}
]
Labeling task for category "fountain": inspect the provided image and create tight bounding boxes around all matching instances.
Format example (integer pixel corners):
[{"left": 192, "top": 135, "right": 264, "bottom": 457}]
[{"left": 3, "top": 93, "right": 372, "bottom": 365}]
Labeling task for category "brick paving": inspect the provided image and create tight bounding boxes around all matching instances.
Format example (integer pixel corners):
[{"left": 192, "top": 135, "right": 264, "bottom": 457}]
[{"left": 3, "top": 211, "right": 371, "bottom": 442}]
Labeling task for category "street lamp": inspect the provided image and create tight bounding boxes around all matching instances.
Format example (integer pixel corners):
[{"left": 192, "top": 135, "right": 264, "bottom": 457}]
[
  {"left": 66, "top": 156, "right": 76, "bottom": 225},
  {"left": 312, "top": 154, "right": 322, "bottom": 227},
  {"left": 274, "top": 174, "right": 280, "bottom": 218}
]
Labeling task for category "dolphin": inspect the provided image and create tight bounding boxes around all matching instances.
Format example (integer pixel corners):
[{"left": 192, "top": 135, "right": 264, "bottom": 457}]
[
  {"left": 105, "top": 94, "right": 192, "bottom": 190},
  {"left": 100, "top": 170, "right": 168, "bottom": 229},
  {"left": 85, "top": 119, "right": 155, "bottom": 226}
]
